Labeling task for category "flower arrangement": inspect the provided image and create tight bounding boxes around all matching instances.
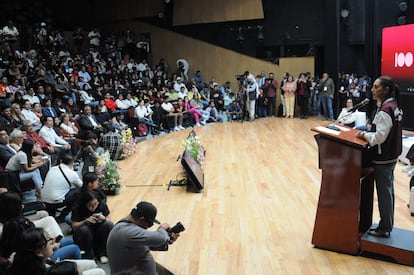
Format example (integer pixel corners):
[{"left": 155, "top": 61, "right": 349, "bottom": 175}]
[
  {"left": 96, "top": 151, "right": 122, "bottom": 195},
  {"left": 118, "top": 128, "right": 137, "bottom": 160},
  {"left": 181, "top": 132, "right": 205, "bottom": 170}
]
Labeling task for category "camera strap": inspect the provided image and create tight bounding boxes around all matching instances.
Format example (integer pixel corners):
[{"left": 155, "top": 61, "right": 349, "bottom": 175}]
[{"left": 59, "top": 165, "right": 72, "bottom": 188}]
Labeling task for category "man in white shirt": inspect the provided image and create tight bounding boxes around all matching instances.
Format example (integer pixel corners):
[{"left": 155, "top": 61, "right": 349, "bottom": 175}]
[
  {"left": 161, "top": 96, "right": 184, "bottom": 131},
  {"left": 173, "top": 77, "right": 188, "bottom": 94},
  {"left": 21, "top": 100, "right": 41, "bottom": 129},
  {"left": 23, "top": 86, "right": 41, "bottom": 104},
  {"left": 39, "top": 116, "right": 71, "bottom": 150},
  {"left": 42, "top": 155, "right": 82, "bottom": 222}
]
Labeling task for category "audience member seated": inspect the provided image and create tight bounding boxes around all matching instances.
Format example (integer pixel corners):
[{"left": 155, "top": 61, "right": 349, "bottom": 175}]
[
  {"left": 111, "top": 112, "right": 128, "bottom": 131},
  {"left": 41, "top": 154, "right": 82, "bottom": 222},
  {"left": 78, "top": 105, "right": 103, "bottom": 139},
  {"left": 123, "top": 92, "right": 137, "bottom": 108},
  {"left": 183, "top": 96, "right": 206, "bottom": 126},
  {"left": 65, "top": 97, "right": 81, "bottom": 119},
  {"left": 8, "top": 128, "right": 24, "bottom": 152},
  {"left": 10, "top": 103, "right": 26, "bottom": 128},
  {"left": 161, "top": 96, "right": 184, "bottom": 131},
  {"left": 32, "top": 102, "right": 44, "bottom": 119},
  {"left": 336, "top": 98, "right": 356, "bottom": 127},
  {"left": 21, "top": 100, "right": 42, "bottom": 130},
  {"left": 52, "top": 116, "right": 78, "bottom": 155},
  {"left": 226, "top": 100, "right": 243, "bottom": 122},
  {"left": 39, "top": 116, "right": 72, "bottom": 157},
  {"left": 99, "top": 124, "right": 122, "bottom": 160},
  {"left": 42, "top": 98, "right": 59, "bottom": 118},
  {"left": 151, "top": 101, "right": 168, "bottom": 131},
  {"left": 84, "top": 172, "right": 107, "bottom": 202},
  {"left": 206, "top": 101, "right": 223, "bottom": 123},
  {"left": 2, "top": 217, "right": 104, "bottom": 274},
  {"left": 5, "top": 139, "right": 47, "bottom": 199},
  {"left": 23, "top": 86, "right": 41, "bottom": 105},
  {"left": 59, "top": 112, "right": 80, "bottom": 138},
  {"left": 71, "top": 190, "right": 113, "bottom": 263},
  {"left": 23, "top": 120, "right": 61, "bottom": 165},
  {"left": 103, "top": 92, "right": 117, "bottom": 112},
  {"left": 80, "top": 84, "right": 99, "bottom": 107},
  {"left": 0, "top": 129, "right": 15, "bottom": 168},
  {"left": 1, "top": 216, "right": 85, "bottom": 265},
  {"left": 115, "top": 93, "right": 129, "bottom": 111},
  {"left": 0, "top": 106, "right": 17, "bottom": 134},
  {"left": 75, "top": 131, "right": 103, "bottom": 176},
  {"left": 54, "top": 98, "right": 67, "bottom": 117},
  {"left": 135, "top": 99, "right": 157, "bottom": 134}
]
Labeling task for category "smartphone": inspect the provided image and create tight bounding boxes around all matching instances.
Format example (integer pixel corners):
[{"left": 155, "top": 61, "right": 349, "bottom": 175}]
[{"left": 55, "top": 235, "right": 63, "bottom": 242}]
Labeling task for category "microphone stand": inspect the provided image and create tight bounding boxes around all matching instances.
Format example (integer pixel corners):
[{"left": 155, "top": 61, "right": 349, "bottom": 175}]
[{"left": 326, "top": 108, "right": 356, "bottom": 131}]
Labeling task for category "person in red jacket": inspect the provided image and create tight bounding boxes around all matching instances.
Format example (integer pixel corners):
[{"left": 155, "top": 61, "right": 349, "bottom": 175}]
[{"left": 103, "top": 92, "right": 117, "bottom": 112}]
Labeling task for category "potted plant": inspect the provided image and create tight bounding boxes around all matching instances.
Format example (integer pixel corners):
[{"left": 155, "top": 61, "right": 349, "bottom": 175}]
[{"left": 96, "top": 151, "right": 122, "bottom": 195}]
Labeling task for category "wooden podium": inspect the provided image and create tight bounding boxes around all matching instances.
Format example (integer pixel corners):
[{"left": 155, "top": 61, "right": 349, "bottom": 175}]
[
  {"left": 312, "top": 124, "right": 414, "bottom": 265},
  {"left": 311, "top": 124, "right": 372, "bottom": 255}
]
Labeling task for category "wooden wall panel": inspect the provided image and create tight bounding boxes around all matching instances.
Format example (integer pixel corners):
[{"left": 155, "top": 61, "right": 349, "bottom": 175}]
[
  {"left": 103, "top": 21, "right": 314, "bottom": 104},
  {"left": 173, "top": 0, "right": 264, "bottom": 25}
]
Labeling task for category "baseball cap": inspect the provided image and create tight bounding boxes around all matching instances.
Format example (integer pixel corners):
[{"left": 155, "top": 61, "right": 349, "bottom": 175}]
[
  {"left": 176, "top": 77, "right": 182, "bottom": 81},
  {"left": 131, "top": 201, "right": 160, "bottom": 224}
]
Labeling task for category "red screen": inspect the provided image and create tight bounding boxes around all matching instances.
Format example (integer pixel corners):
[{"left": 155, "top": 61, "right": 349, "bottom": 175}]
[{"left": 382, "top": 24, "right": 414, "bottom": 93}]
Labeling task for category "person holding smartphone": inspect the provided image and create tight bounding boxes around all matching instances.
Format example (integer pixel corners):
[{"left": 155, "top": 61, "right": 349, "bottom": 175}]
[
  {"left": 107, "top": 201, "right": 180, "bottom": 274},
  {"left": 71, "top": 190, "right": 113, "bottom": 264}
]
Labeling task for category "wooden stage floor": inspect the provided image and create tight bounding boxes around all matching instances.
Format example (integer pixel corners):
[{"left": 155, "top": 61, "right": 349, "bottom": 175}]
[{"left": 107, "top": 116, "right": 414, "bottom": 275}]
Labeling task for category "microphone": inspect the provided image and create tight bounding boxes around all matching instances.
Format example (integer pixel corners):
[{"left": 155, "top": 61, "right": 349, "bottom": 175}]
[{"left": 348, "top": 98, "right": 369, "bottom": 113}]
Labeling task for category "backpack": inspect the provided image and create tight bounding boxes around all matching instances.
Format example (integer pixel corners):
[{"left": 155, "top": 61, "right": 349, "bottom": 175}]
[
  {"left": 277, "top": 103, "right": 284, "bottom": 117},
  {"left": 138, "top": 123, "right": 148, "bottom": 137}
]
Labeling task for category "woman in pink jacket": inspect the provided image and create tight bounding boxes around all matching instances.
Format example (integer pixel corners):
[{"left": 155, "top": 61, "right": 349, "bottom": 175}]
[{"left": 282, "top": 75, "right": 297, "bottom": 118}]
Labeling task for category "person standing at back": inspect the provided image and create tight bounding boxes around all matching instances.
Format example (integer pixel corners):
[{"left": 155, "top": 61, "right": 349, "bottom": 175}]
[{"left": 319, "top": 72, "right": 335, "bottom": 121}]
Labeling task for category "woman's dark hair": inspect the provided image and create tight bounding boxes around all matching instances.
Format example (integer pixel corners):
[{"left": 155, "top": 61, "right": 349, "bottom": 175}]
[
  {"left": 20, "top": 139, "right": 35, "bottom": 167},
  {"left": 46, "top": 261, "right": 78, "bottom": 275},
  {"left": 377, "top": 76, "right": 400, "bottom": 104},
  {"left": 82, "top": 172, "right": 98, "bottom": 190},
  {"left": 0, "top": 192, "right": 23, "bottom": 224},
  {"left": 10, "top": 227, "right": 48, "bottom": 275},
  {"left": 78, "top": 190, "right": 98, "bottom": 208},
  {"left": 1, "top": 216, "right": 35, "bottom": 258}
]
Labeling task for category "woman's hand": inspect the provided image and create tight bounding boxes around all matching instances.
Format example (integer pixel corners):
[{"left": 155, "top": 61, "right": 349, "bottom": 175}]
[
  {"left": 85, "top": 215, "right": 99, "bottom": 224},
  {"left": 356, "top": 131, "right": 366, "bottom": 140}
]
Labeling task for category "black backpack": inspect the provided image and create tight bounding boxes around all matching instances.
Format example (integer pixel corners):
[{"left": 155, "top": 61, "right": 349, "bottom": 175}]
[{"left": 277, "top": 104, "right": 284, "bottom": 117}]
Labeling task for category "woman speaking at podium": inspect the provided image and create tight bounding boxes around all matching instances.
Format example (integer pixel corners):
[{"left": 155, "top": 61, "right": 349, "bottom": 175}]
[{"left": 357, "top": 76, "right": 403, "bottom": 238}]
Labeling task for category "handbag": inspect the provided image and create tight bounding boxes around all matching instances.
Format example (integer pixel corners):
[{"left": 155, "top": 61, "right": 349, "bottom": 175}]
[
  {"left": 138, "top": 123, "right": 148, "bottom": 136},
  {"left": 22, "top": 201, "right": 47, "bottom": 216}
]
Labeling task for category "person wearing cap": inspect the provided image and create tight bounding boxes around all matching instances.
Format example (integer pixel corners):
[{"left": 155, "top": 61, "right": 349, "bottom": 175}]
[
  {"left": 161, "top": 95, "right": 184, "bottom": 131},
  {"left": 173, "top": 77, "right": 188, "bottom": 94},
  {"left": 107, "top": 201, "right": 180, "bottom": 274}
]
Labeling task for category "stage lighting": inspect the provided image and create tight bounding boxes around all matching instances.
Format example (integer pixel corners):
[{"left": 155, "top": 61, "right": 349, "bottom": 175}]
[
  {"left": 236, "top": 28, "right": 244, "bottom": 41},
  {"left": 397, "top": 15, "right": 407, "bottom": 25},
  {"left": 257, "top": 25, "right": 264, "bottom": 40},
  {"left": 399, "top": 1, "right": 408, "bottom": 12},
  {"left": 340, "top": 8, "right": 350, "bottom": 19}
]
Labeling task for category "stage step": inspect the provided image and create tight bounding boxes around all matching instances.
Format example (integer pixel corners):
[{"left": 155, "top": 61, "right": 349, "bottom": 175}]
[{"left": 360, "top": 226, "right": 414, "bottom": 266}]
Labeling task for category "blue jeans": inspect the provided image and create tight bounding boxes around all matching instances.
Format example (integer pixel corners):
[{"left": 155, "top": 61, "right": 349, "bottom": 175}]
[
  {"left": 373, "top": 162, "right": 396, "bottom": 232},
  {"left": 321, "top": 95, "right": 334, "bottom": 119},
  {"left": 20, "top": 169, "right": 43, "bottom": 191},
  {"left": 313, "top": 92, "right": 321, "bottom": 115},
  {"left": 50, "top": 237, "right": 81, "bottom": 261}
]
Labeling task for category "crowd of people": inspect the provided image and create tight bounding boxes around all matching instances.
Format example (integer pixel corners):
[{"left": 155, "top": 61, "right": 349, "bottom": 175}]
[
  {"left": 0, "top": 18, "right": 405, "bottom": 274},
  {"left": 0, "top": 21, "right": 189, "bottom": 274}
]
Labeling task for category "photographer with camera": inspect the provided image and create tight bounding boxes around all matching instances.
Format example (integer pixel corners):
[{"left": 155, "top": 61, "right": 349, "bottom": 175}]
[
  {"left": 243, "top": 74, "right": 258, "bottom": 122},
  {"left": 107, "top": 201, "right": 182, "bottom": 275}
]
